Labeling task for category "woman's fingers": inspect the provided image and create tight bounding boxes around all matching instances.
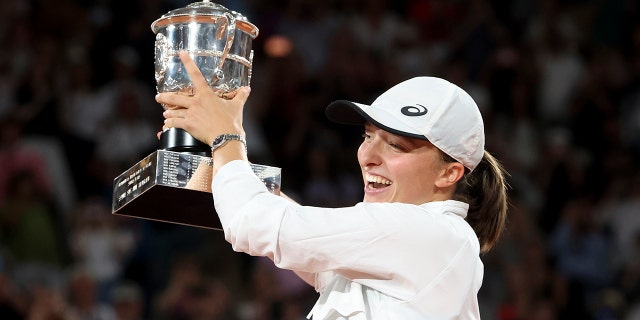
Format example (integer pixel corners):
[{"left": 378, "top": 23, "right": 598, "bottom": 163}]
[
  {"left": 179, "top": 51, "right": 210, "bottom": 91},
  {"left": 155, "top": 92, "right": 191, "bottom": 109},
  {"left": 233, "top": 86, "right": 252, "bottom": 105},
  {"left": 154, "top": 51, "right": 209, "bottom": 108},
  {"left": 162, "top": 118, "right": 176, "bottom": 131},
  {"left": 155, "top": 54, "right": 251, "bottom": 145},
  {"left": 161, "top": 108, "right": 188, "bottom": 131},
  {"left": 162, "top": 108, "right": 186, "bottom": 118}
]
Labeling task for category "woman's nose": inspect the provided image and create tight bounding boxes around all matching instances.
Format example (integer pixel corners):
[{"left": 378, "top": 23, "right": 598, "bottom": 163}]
[{"left": 358, "top": 139, "right": 381, "bottom": 167}]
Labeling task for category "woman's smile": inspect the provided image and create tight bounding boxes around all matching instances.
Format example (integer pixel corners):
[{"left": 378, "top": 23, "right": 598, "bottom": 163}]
[
  {"left": 358, "top": 122, "right": 450, "bottom": 205},
  {"left": 365, "top": 172, "right": 393, "bottom": 189}
]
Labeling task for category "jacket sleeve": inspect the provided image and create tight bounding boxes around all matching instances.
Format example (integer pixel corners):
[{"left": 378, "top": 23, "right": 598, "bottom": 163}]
[
  {"left": 212, "top": 161, "right": 401, "bottom": 272},
  {"left": 212, "top": 160, "right": 479, "bottom": 300}
]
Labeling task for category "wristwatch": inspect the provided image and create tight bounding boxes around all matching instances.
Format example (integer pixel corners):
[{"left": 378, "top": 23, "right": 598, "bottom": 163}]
[{"left": 211, "top": 133, "right": 247, "bottom": 153}]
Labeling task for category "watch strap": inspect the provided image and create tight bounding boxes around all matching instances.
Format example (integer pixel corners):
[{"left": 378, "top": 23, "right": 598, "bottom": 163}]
[{"left": 211, "top": 133, "right": 247, "bottom": 154}]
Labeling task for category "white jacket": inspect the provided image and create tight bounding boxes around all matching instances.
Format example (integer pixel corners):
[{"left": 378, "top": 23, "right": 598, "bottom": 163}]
[{"left": 212, "top": 161, "right": 483, "bottom": 320}]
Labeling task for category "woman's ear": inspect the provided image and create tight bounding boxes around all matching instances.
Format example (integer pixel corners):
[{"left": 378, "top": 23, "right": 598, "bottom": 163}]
[{"left": 435, "top": 162, "right": 465, "bottom": 188}]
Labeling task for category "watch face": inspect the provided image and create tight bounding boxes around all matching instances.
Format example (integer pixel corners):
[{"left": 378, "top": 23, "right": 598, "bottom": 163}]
[
  {"left": 211, "top": 134, "right": 245, "bottom": 151},
  {"left": 212, "top": 136, "right": 224, "bottom": 148}
]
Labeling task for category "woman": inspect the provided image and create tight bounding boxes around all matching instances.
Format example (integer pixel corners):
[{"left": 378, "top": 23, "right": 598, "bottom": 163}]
[{"left": 158, "top": 51, "right": 509, "bottom": 319}]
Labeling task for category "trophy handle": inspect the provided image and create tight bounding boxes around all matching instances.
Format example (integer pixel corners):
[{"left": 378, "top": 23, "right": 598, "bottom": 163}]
[
  {"left": 154, "top": 33, "right": 169, "bottom": 85},
  {"left": 214, "top": 12, "right": 236, "bottom": 81},
  {"left": 248, "top": 49, "right": 254, "bottom": 86}
]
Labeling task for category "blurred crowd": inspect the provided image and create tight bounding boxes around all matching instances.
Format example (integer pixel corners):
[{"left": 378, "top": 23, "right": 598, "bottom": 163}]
[{"left": 0, "top": 0, "right": 639, "bottom": 319}]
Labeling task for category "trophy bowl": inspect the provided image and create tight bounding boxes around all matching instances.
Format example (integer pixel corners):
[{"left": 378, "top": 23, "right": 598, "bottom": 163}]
[
  {"left": 151, "top": 0, "right": 259, "bottom": 154},
  {"left": 152, "top": 0, "right": 258, "bottom": 94}
]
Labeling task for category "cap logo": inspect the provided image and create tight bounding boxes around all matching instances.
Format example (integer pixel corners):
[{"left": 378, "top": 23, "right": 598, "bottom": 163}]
[{"left": 400, "top": 104, "right": 428, "bottom": 117}]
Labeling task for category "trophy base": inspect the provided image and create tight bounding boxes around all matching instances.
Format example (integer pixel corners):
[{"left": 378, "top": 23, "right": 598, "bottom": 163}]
[
  {"left": 112, "top": 150, "right": 281, "bottom": 230},
  {"left": 160, "top": 127, "right": 211, "bottom": 155}
]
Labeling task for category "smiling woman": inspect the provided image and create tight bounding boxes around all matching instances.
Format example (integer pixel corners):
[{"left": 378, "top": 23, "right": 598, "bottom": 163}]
[
  {"left": 358, "top": 123, "right": 449, "bottom": 205},
  {"left": 157, "top": 52, "right": 509, "bottom": 319}
]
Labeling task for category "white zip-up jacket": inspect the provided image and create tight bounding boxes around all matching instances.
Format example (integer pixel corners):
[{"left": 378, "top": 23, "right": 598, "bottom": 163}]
[{"left": 212, "top": 161, "right": 483, "bottom": 319}]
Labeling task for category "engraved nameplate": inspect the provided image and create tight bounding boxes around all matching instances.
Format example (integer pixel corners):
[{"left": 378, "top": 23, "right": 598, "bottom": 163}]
[{"left": 112, "top": 150, "right": 281, "bottom": 230}]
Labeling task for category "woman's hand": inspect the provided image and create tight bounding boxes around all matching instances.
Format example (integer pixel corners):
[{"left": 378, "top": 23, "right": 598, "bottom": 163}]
[{"left": 156, "top": 51, "right": 251, "bottom": 147}]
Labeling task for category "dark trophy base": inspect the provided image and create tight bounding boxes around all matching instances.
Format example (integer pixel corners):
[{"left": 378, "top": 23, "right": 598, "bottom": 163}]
[
  {"left": 160, "top": 127, "right": 210, "bottom": 155},
  {"left": 112, "top": 149, "right": 281, "bottom": 230}
]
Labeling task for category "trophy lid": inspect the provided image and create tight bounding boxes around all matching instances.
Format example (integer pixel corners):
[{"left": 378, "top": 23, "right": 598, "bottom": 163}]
[{"left": 151, "top": 0, "right": 258, "bottom": 38}]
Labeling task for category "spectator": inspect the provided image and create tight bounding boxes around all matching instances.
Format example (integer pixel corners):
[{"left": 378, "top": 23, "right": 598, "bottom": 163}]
[
  {"left": 0, "top": 170, "right": 63, "bottom": 268},
  {"left": 152, "top": 254, "right": 204, "bottom": 320},
  {"left": 549, "top": 196, "right": 614, "bottom": 318},
  {"left": 69, "top": 198, "right": 136, "bottom": 302},
  {"left": 65, "top": 268, "right": 117, "bottom": 320},
  {"left": 110, "top": 281, "right": 145, "bottom": 320},
  {"left": 0, "top": 116, "right": 51, "bottom": 203}
]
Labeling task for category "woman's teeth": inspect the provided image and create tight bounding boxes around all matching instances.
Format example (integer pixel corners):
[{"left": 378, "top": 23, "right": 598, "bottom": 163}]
[{"left": 365, "top": 173, "right": 392, "bottom": 188}]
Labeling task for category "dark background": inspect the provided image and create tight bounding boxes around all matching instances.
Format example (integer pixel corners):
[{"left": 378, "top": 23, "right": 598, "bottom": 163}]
[{"left": 1, "top": 0, "right": 639, "bottom": 319}]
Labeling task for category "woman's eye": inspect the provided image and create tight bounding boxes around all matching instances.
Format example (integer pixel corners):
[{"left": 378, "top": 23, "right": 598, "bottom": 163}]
[
  {"left": 388, "top": 141, "right": 406, "bottom": 151},
  {"left": 362, "top": 133, "right": 371, "bottom": 141}
]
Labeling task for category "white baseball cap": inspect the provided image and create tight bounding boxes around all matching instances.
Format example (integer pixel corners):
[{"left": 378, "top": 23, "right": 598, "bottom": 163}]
[{"left": 326, "top": 77, "right": 485, "bottom": 171}]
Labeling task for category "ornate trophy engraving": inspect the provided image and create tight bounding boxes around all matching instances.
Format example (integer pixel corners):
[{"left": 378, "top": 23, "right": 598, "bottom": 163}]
[{"left": 112, "top": 1, "right": 280, "bottom": 230}]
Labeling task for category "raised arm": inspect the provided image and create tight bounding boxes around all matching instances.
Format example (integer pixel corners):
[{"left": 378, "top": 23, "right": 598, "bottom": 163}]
[{"left": 156, "top": 51, "right": 250, "bottom": 175}]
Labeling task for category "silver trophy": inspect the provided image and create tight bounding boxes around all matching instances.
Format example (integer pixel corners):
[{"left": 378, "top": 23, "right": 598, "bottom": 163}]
[{"left": 112, "top": 1, "right": 281, "bottom": 230}]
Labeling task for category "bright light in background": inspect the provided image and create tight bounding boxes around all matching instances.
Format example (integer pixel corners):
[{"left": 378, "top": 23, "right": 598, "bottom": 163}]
[{"left": 264, "top": 35, "right": 293, "bottom": 58}]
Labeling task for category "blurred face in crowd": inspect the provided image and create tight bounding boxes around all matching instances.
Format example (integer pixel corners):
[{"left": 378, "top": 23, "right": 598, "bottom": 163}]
[{"left": 357, "top": 122, "right": 461, "bottom": 205}]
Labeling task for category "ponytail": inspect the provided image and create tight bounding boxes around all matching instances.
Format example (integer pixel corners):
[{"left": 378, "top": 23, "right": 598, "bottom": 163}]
[{"left": 452, "top": 150, "right": 509, "bottom": 253}]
